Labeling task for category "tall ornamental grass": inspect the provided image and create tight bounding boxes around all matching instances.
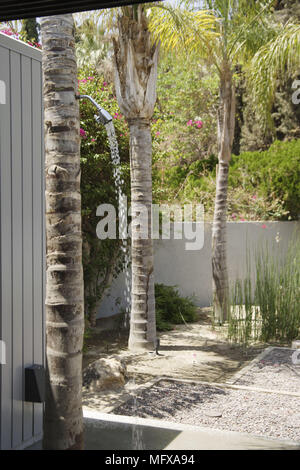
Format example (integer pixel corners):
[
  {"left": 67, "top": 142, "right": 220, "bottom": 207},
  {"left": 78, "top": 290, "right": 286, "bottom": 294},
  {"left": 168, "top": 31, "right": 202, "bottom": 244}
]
[{"left": 228, "top": 236, "right": 300, "bottom": 346}]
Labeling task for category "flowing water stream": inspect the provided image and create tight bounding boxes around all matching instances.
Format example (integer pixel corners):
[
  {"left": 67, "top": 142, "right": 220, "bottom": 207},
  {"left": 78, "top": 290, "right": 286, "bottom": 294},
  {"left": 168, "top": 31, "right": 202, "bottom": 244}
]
[
  {"left": 105, "top": 121, "right": 131, "bottom": 325},
  {"left": 105, "top": 121, "right": 144, "bottom": 449}
]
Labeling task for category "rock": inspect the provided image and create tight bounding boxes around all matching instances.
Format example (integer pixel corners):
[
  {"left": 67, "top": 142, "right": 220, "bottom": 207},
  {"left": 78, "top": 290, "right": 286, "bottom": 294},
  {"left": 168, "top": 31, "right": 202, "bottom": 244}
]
[{"left": 83, "top": 356, "right": 127, "bottom": 391}]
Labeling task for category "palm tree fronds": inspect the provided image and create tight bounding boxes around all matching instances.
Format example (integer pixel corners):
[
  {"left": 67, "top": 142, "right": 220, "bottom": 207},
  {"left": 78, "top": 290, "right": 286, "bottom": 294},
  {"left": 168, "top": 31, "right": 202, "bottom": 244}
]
[
  {"left": 149, "top": 3, "right": 219, "bottom": 61},
  {"left": 249, "top": 22, "right": 300, "bottom": 129}
]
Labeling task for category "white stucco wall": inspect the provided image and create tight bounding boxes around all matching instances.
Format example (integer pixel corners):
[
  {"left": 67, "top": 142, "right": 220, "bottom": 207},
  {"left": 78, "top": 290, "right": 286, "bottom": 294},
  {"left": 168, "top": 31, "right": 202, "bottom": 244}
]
[{"left": 98, "top": 221, "right": 299, "bottom": 318}]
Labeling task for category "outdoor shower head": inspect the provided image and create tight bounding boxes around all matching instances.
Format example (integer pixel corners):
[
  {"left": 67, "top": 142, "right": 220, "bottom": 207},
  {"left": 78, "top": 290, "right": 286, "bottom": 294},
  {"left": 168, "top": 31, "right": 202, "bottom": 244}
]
[{"left": 76, "top": 94, "right": 113, "bottom": 125}]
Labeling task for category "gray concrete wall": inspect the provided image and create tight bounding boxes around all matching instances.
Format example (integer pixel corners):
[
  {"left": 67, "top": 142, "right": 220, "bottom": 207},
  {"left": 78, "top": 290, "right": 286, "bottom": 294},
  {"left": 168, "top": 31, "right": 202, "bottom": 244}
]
[
  {"left": 0, "top": 33, "right": 45, "bottom": 450},
  {"left": 98, "top": 221, "right": 299, "bottom": 318}
]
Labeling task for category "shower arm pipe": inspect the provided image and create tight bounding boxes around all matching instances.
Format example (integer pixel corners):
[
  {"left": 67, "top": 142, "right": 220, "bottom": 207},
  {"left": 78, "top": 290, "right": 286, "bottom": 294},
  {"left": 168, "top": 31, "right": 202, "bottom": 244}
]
[{"left": 76, "top": 94, "right": 113, "bottom": 125}]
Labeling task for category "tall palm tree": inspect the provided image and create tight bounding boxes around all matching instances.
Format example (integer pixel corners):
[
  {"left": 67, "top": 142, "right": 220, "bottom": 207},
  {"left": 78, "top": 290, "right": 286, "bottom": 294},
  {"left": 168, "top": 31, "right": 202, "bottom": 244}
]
[
  {"left": 150, "top": 0, "right": 300, "bottom": 323},
  {"left": 112, "top": 5, "right": 160, "bottom": 351},
  {"left": 41, "top": 14, "right": 84, "bottom": 450}
]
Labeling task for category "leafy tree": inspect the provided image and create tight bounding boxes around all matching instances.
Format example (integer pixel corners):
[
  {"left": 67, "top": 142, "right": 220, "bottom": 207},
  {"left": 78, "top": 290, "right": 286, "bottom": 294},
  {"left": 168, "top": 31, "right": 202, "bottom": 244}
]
[
  {"left": 241, "top": 2, "right": 300, "bottom": 150},
  {"left": 149, "top": 0, "right": 300, "bottom": 323}
]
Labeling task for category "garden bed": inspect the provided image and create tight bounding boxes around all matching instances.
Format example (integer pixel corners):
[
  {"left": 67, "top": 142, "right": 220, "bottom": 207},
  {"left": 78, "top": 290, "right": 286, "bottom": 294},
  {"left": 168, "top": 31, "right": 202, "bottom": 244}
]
[
  {"left": 112, "top": 378, "right": 300, "bottom": 443},
  {"left": 112, "top": 347, "right": 300, "bottom": 443},
  {"left": 230, "top": 347, "right": 300, "bottom": 392}
]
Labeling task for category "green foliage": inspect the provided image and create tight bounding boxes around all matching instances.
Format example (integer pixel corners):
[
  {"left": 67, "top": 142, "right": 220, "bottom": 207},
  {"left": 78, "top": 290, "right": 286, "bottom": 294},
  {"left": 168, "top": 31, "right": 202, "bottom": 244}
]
[
  {"left": 21, "top": 18, "right": 39, "bottom": 43},
  {"left": 229, "top": 139, "right": 300, "bottom": 219},
  {"left": 153, "top": 138, "right": 300, "bottom": 221},
  {"left": 154, "top": 53, "right": 219, "bottom": 159},
  {"left": 152, "top": 52, "right": 219, "bottom": 205},
  {"left": 151, "top": 48, "right": 299, "bottom": 221},
  {"left": 155, "top": 283, "right": 198, "bottom": 330},
  {"left": 78, "top": 67, "right": 130, "bottom": 323},
  {"left": 75, "top": 16, "right": 112, "bottom": 70},
  {"left": 249, "top": 22, "right": 300, "bottom": 129},
  {"left": 228, "top": 236, "right": 300, "bottom": 346}
]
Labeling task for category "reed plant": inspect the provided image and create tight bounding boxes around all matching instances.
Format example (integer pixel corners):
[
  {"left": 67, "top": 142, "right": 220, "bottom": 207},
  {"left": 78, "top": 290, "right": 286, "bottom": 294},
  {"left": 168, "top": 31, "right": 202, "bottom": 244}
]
[{"left": 228, "top": 235, "right": 300, "bottom": 346}]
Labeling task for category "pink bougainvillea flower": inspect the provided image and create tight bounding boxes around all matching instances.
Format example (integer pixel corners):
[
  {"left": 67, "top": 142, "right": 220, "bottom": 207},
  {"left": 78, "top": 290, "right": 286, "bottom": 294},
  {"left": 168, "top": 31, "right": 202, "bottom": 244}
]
[
  {"left": 195, "top": 120, "right": 203, "bottom": 129},
  {"left": 113, "top": 112, "right": 123, "bottom": 120},
  {"left": 80, "top": 128, "right": 87, "bottom": 138},
  {"left": 120, "top": 133, "right": 123, "bottom": 137},
  {"left": 262, "top": 224, "right": 267, "bottom": 229},
  {"left": 187, "top": 120, "right": 193, "bottom": 126},
  {"left": 87, "top": 76, "right": 94, "bottom": 80},
  {"left": 232, "top": 213, "right": 237, "bottom": 219},
  {"left": 240, "top": 217, "right": 245, "bottom": 221},
  {"left": 103, "top": 81, "right": 107, "bottom": 86},
  {"left": 156, "top": 131, "right": 161, "bottom": 136},
  {"left": 252, "top": 194, "right": 257, "bottom": 200},
  {"left": 91, "top": 138, "right": 95, "bottom": 142}
]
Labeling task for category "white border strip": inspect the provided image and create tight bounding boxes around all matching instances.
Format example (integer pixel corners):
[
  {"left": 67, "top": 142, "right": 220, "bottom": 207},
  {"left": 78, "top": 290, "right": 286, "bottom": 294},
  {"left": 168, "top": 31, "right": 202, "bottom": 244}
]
[{"left": 83, "top": 409, "right": 300, "bottom": 448}]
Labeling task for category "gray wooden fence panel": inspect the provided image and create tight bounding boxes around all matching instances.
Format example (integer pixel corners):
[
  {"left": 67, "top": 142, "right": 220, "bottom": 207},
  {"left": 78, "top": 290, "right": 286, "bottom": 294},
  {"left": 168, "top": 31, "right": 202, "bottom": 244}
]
[
  {"left": 32, "top": 58, "right": 44, "bottom": 438},
  {"left": 0, "top": 42, "right": 13, "bottom": 451},
  {"left": 11, "top": 50, "right": 23, "bottom": 449},
  {"left": 0, "top": 34, "right": 44, "bottom": 450},
  {"left": 21, "top": 54, "right": 34, "bottom": 443}
]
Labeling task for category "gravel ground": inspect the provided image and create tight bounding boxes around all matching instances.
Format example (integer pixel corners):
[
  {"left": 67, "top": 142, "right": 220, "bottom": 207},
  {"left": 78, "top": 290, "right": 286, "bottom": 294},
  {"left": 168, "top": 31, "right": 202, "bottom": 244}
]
[
  {"left": 113, "top": 380, "right": 300, "bottom": 443},
  {"left": 234, "top": 348, "right": 300, "bottom": 392}
]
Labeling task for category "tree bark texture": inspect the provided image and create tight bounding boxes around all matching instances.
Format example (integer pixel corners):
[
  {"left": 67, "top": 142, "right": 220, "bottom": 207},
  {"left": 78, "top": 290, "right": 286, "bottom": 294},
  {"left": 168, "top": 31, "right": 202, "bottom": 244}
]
[
  {"left": 41, "top": 14, "right": 84, "bottom": 450},
  {"left": 212, "top": 61, "right": 236, "bottom": 323},
  {"left": 113, "top": 6, "right": 159, "bottom": 350}
]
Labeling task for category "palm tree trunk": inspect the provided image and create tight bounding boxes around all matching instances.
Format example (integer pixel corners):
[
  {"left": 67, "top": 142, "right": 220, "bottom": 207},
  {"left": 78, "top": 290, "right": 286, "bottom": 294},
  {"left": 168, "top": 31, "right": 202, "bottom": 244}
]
[
  {"left": 112, "top": 6, "right": 159, "bottom": 351},
  {"left": 128, "top": 118, "right": 156, "bottom": 351},
  {"left": 212, "top": 63, "right": 235, "bottom": 323},
  {"left": 41, "top": 15, "right": 84, "bottom": 450}
]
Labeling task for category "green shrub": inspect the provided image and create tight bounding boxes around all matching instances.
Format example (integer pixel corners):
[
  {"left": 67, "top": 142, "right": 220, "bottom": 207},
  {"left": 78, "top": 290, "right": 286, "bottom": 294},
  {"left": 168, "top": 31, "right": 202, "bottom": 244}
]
[
  {"left": 153, "top": 138, "right": 300, "bottom": 221},
  {"left": 229, "top": 139, "right": 300, "bottom": 219},
  {"left": 155, "top": 284, "right": 198, "bottom": 331}
]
